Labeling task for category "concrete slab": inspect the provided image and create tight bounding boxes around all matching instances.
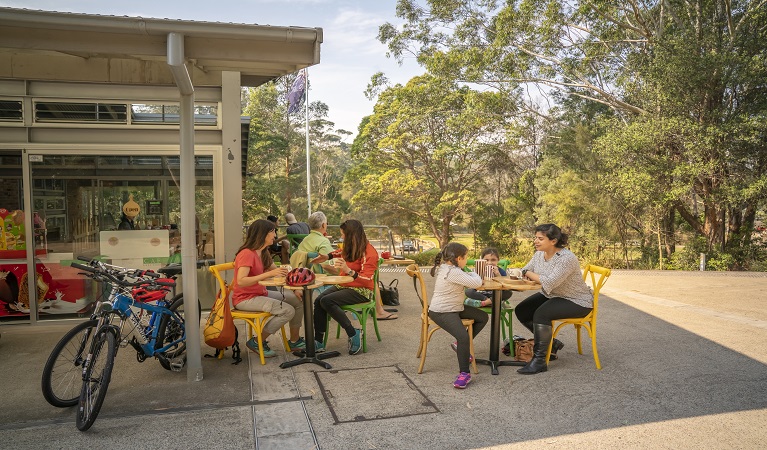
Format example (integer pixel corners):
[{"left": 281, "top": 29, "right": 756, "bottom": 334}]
[{"left": 1, "top": 269, "right": 766, "bottom": 449}]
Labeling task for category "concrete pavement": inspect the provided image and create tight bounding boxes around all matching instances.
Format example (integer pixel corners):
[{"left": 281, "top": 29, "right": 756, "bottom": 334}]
[{"left": 1, "top": 269, "right": 766, "bottom": 449}]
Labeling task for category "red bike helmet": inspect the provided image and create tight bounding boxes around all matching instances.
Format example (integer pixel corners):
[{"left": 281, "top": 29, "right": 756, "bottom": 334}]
[
  {"left": 132, "top": 280, "right": 173, "bottom": 303},
  {"left": 286, "top": 267, "right": 316, "bottom": 286}
]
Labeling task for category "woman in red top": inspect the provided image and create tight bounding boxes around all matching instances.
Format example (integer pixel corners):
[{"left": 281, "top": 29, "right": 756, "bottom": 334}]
[
  {"left": 233, "top": 219, "right": 305, "bottom": 358},
  {"left": 310, "top": 219, "right": 378, "bottom": 355}
]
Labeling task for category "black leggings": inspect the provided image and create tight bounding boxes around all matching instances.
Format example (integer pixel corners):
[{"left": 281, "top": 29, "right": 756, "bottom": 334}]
[
  {"left": 514, "top": 292, "right": 592, "bottom": 333},
  {"left": 313, "top": 286, "right": 369, "bottom": 340},
  {"left": 465, "top": 288, "right": 512, "bottom": 301},
  {"left": 428, "top": 307, "right": 488, "bottom": 373}
]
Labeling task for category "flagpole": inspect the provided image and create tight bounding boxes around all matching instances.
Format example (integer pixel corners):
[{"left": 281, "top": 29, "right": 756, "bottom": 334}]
[{"left": 304, "top": 68, "right": 311, "bottom": 217}]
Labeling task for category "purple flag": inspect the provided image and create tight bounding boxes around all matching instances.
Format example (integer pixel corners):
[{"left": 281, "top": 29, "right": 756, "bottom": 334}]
[{"left": 287, "top": 70, "right": 306, "bottom": 114}]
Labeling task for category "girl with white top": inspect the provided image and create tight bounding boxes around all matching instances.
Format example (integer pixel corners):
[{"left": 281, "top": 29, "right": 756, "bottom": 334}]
[
  {"left": 515, "top": 224, "right": 593, "bottom": 374},
  {"left": 428, "top": 242, "right": 487, "bottom": 389}
]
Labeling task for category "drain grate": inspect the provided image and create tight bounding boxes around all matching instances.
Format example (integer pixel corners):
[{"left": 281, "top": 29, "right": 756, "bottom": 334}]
[{"left": 314, "top": 365, "right": 439, "bottom": 424}]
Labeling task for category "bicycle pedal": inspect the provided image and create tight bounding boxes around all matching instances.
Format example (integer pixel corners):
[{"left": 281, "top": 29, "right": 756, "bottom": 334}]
[{"left": 169, "top": 357, "right": 186, "bottom": 372}]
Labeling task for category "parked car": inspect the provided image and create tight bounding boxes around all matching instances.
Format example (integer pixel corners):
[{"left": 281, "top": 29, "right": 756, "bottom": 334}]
[{"left": 401, "top": 239, "right": 416, "bottom": 252}]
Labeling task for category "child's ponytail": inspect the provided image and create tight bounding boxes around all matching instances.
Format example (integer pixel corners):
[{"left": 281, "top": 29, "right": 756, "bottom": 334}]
[
  {"left": 430, "top": 242, "right": 469, "bottom": 277},
  {"left": 430, "top": 250, "right": 443, "bottom": 277}
]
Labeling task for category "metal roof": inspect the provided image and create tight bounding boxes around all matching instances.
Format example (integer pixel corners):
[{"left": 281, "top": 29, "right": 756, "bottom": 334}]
[{"left": 0, "top": 7, "right": 323, "bottom": 87}]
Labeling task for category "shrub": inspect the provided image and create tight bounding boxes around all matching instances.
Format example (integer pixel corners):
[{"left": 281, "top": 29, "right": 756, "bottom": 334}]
[{"left": 413, "top": 248, "right": 440, "bottom": 266}]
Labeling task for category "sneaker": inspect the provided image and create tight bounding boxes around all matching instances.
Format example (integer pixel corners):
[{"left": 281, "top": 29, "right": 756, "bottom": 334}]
[
  {"left": 288, "top": 337, "right": 306, "bottom": 350},
  {"left": 246, "top": 338, "right": 276, "bottom": 358},
  {"left": 453, "top": 372, "right": 472, "bottom": 389},
  {"left": 348, "top": 329, "right": 362, "bottom": 355},
  {"left": 314, "top": 340, "right": 326, "bottom": 352},
  {"left": 450, "top": 341, "right": 473, "bottom": 362}
]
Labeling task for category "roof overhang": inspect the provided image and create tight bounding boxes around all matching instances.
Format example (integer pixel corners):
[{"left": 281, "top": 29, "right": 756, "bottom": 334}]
[{"left": 0, "top": 7, "right": 323, "bottom": 87}]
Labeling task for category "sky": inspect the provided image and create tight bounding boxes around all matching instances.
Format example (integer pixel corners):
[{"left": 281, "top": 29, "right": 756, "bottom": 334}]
[{"left": 0, "top": 0, "right": 424, "bottom": 139}]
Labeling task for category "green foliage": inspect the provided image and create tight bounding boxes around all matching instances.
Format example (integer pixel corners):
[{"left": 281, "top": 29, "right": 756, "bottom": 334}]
[
  {"left": 375, "top": 0, "right": 767, "bottom": 271},
  {"left": 242, "top": 75, "right": 351, "bottom": 223},
  {"left": 348, "top": 74, "right": 515, "bottom": 247},
  {"left": 413, "top": 248, "right": 440, "bottom": 266}
]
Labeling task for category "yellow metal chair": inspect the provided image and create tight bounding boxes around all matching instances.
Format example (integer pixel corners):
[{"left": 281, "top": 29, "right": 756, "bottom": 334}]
[
  {"left": 209, "top": 262, "right": 289, "bottom": 365},
  {"left": 325, "top": 258, "right": 383, "bottom": 352},
  {"left": 406, "top": 264, "right": 478, "bottom": 374},
  {"left": 545, "top": 264, "right": 611, "bottom": 369}
]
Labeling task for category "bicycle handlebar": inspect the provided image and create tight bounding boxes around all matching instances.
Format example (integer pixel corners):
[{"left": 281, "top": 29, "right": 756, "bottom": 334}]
[{"left": 72, "top": 260, "right": 174, "bottom": 288}]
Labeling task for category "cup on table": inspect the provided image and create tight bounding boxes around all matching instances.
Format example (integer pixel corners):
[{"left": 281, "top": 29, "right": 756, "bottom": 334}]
[
  {"left": 382, "top": 251, "right": 391, "bottom": 259},
  {"left": 508, "top": 268, "right": 523, "bottom": 279},
  {"left": 474, "top": 259, "right": 487, "bottom": 280},
  {"left": 484, "top": 265, "right": 495, "bottom": 279}
]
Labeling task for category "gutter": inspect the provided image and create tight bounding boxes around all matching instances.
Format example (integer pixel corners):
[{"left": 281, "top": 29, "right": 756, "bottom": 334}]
[{"left": 0, "top": 7, "right": 323, "bottom": 43}]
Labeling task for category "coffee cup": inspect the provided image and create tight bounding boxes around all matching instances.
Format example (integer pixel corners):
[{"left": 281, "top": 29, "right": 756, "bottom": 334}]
[
  {"left": 382, "top": 251, "right": 391, "bottom": 259},
  {"left": 508, "top": 268, "right": 523, "bottom": 279}
]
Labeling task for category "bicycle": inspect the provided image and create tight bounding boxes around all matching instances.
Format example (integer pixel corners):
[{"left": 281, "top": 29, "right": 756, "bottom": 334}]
[{"left": 40, "top": 258, "right": 192, "bottom": 431}]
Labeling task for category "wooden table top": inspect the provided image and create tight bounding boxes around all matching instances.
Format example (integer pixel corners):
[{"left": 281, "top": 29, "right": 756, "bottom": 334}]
[
  {"left": 381, "top": 258, "right": 416, "bottom": 265},
  {"left": 258, "top": 275, "right": 352, "bottom": 289},
  {"left": 481, "top": 277, "right": 541, "bottom": 291}
]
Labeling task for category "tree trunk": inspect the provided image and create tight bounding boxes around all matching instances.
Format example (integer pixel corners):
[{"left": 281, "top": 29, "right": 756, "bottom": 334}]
[{"left": 284, "top": 154, "right": 292, "bottom": 211}]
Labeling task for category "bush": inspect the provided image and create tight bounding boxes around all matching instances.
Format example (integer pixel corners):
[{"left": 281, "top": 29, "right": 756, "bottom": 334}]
[{"left": 412, "top": 248, "right": 440, "bottom": 266}]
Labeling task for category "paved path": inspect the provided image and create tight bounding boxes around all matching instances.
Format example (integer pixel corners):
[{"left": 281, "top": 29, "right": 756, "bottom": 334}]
[{"left": 1, "top": 269, "right": 765, "bottom": 449}]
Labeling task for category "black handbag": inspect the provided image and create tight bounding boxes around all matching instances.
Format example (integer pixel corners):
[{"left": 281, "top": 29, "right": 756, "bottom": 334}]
[{"left": 379, "top": 279, "right": 400, "bottom": 306}]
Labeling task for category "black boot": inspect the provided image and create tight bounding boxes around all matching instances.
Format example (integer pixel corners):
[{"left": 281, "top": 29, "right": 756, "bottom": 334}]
[
  {"left": 549, "top": 338, "right": 564, "bottom": 361},
  {"left": 517, "top": 323, "right": 552, "bottom": 375},
  {"left": 521, "top": 320, "right": 534, "bottom": 334}
]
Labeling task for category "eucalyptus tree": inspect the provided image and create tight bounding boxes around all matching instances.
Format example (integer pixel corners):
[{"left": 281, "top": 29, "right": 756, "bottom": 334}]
[
  {"left": 381, "top": 0, "right": 767, "bottom": 260},
  {"left": 350, "top": 74, "right": 515, "bottom": 248},
  {"left": 243, "top": 75, "right": 351, "bottom": 222}
]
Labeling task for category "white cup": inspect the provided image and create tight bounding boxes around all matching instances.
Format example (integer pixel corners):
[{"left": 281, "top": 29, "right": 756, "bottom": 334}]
[
  {"left": 508, "top": 268, "right": 523, "bottom": 279},
  {"left": 474, "top": 259, "right": 487, "bottom": 279}
]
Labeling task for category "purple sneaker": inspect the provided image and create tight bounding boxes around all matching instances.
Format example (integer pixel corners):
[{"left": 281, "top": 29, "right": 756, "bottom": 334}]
[
  {"left": 450, "top": 341, "right": 473, "bottom": 362},
  {"left": 453, "top": 372, "right": 472, "bottom": 389}
]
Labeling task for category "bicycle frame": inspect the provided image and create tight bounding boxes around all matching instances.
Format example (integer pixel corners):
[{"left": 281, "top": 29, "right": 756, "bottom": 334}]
[{"left": 109, "top": 290, "right": 184, "bottom": 356}]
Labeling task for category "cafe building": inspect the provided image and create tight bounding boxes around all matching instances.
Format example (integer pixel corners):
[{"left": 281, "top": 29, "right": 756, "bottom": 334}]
[{"left": 0, "top": 8, "right": 323, "bottom": 325}]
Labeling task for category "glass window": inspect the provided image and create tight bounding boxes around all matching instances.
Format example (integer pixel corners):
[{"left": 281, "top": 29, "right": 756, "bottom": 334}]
[
  {"left": 34, "top": 102, "right": 128, "bottom": 123},
  {"left": 131, "top": 103, "right": 217, "bottom": 125},
  {"left": 27, "top": 154, "right": 214, "bottom": 321},
  {"left": 0, "top": 99, "right": 23, "bottom": 122}
]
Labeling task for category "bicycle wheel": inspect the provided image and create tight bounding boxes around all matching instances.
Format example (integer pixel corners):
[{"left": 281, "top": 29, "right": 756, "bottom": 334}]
[
  {"left": 41, "top": 319, "right": 98, "bottom": 407},
  {"left": 155, "top": 294, "right": 200, "bottom": 371},
  {"left": 76, "top": 328, "right": 117, "bottom": 431}
]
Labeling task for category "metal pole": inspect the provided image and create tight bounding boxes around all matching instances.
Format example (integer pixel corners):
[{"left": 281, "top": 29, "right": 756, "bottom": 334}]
[
  {"left": 168, "top": 32, "right": 202, "bottom": 382},
  {"left": 305, "top": 69, "right": 311, "bottom": 217}
]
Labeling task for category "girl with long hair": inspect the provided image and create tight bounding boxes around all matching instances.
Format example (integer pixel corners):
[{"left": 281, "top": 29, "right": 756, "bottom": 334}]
[
  {"left": 310, "top": 219, "right": 379, "bottom": 355},
  {"left": 429, "top": 242, "right": 487, "bottom": 389},
  {"left": 232, "top": 219, "right": 305, "bottom": 358}
]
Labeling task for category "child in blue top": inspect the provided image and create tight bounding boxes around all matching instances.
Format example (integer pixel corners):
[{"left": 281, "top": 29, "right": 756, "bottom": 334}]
[
  {"left": 464, "top": 247, "right": 512, "bottom": 307},
  {"left": 428, "top": 242, "right": 488, "bottom": 389}
]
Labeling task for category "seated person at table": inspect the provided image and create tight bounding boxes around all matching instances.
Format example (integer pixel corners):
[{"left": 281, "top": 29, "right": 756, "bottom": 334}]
[
  {"left": 429, "top": 242, "right": 487, "bottom": 389},
  {"left": 295, "top": 211, "right": 339, "bottom": 295},
  {"left": 514, "top": 223, "right": 593, "bottom": 375},
  {"left": 464, "top": 247, "right": 512, "bottom": 308},
  {"left": 266, "top": 215, "right": 290, "bottom": 264},
  {"left": 310, "top": 219, "right": 378, "bottom": 355},
  {"left": 285, "top": 213, "right": 311, "bottom": 235},
  {"left": 232, "top": 219, "right": 306, "bottom": 358}
]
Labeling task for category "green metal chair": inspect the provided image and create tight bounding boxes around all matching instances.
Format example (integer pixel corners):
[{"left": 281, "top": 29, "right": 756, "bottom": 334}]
[
  {"left": 285, "top": 234, "right": 309, "bottom": 257},
  {"left": 324, "top": 257, "right": 383, "bottom": 352}
]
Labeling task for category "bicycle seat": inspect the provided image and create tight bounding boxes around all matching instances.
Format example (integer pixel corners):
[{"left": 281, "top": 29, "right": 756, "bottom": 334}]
[{"left": 158, "top": 264, "right": 182, "bottom": 277}]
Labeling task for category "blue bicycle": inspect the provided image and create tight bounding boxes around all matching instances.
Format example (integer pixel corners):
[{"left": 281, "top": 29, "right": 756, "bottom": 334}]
[{"left": 40, "top": 258, "right": 192, "bottom": 431}]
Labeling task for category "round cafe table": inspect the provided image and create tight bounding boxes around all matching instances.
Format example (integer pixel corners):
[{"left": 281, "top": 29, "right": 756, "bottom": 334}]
[
  {"left": 474, "top": 276, "right": 541, "bottom": 375},
  {"left": 259, "top": 275, "right": 353, "bottom": 369}
]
